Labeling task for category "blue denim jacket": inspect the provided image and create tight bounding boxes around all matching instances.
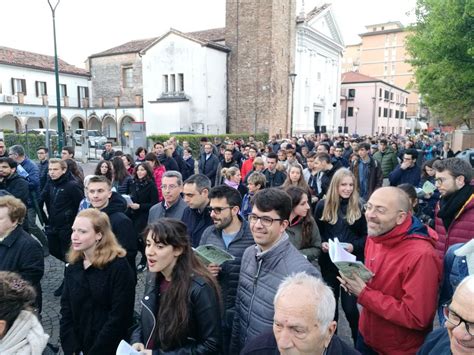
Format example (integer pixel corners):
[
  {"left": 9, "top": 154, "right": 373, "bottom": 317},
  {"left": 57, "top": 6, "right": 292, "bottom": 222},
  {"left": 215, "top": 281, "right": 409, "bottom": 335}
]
[{"left": 438, "top": 243, "right": 469, "bottom": 324}]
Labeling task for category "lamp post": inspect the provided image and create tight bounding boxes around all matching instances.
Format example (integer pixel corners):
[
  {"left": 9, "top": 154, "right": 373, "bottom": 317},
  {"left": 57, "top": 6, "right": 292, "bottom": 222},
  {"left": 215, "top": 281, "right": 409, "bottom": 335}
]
[
  {"left": 289, "top": 73, "right": 297, "bottom": 137},
  {"left": 354, "top": 107, "right": 359, "bottom": 134},
  {"left": 47, "top": 0, "right": 63, "bottom": 155}
]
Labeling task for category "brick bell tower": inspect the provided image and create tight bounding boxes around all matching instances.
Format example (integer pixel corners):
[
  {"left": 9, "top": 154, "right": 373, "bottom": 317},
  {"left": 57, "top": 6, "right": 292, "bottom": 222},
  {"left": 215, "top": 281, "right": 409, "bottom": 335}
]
[{"left": 225, "top": 0, "right": 296, "bottom": 136}]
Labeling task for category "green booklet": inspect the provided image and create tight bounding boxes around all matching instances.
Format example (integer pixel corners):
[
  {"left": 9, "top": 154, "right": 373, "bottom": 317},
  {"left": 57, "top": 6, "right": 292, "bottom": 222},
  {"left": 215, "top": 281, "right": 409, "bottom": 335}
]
[
  {"left": 334, "top": 261, "right": 374, "bottom": 283},
  {"left": 193, "top": 244, "right": 235, "bottom": 266},
  {"left": 422, "top": 180, "right": 437, "bottom": 194}
]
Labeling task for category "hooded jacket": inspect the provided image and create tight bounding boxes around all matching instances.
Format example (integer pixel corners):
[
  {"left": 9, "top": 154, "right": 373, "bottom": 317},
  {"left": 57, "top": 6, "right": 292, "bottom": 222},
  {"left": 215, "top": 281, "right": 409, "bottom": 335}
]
[{"left": 358, "top": 216, "right": 442, "bottom": 355}]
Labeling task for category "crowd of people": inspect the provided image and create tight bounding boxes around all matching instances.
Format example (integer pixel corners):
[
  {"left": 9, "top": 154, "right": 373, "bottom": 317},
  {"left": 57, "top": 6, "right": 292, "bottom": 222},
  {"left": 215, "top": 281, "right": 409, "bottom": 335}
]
[{"left": 0, "top": 131, "right": 473, "bottom": 355}]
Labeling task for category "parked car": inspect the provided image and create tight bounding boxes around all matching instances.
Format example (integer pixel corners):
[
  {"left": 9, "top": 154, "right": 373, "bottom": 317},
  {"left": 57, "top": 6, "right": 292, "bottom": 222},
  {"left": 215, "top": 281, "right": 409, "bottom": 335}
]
[
  {"left": 455, "top": 148, "right": 474, "bottom": 168},
  {"left": 73, "top": 129, "right": 107, "bottom": 147},
  {"left": 29, "top": 128, "right": 58, "bottom": 136}
]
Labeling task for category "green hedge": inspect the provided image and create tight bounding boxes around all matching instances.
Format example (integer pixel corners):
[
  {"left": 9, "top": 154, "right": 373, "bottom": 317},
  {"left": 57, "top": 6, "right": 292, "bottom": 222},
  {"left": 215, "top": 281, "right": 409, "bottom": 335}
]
[
  {"left": 3, "top": 133, "right": 58, "bottom": 160},
  {"left": 148, "top": 133, "right": 269, "bottom": 157}
]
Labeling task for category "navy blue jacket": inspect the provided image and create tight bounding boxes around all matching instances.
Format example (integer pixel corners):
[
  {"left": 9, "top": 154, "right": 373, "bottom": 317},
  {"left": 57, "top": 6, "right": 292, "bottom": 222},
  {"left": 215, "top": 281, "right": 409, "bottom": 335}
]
[
  {"left": 198, "top": 153, "right": 219, "bottom": 187},
  {"left": 388, "top": 164, "right": 421, "bottom": 187},
  {"left": 181, "top": 205, "right": 213, "bottom": 247},
  {"left": 417, "top": 328, "right": 451, "bottom": 355},
  {"left": 20, "top": 157, "right": 40, "bottom": 208},
  {"left": 241, "top": 332, "right": 360, "bottom": 355}
]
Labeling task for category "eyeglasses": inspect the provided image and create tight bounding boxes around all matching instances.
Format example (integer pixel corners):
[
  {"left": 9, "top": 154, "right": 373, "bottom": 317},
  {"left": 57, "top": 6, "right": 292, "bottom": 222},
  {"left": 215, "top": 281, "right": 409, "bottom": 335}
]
[
  {"left": 363, "top": 203, "right": 404, "bottom": 216},
  {"left": 161, "top": 184, "right": 179, "bottom": 190},
  {"left": 443, "top": 304, "right": 474, "bottom": 336},
  {"left": 248, "top": 213, "right": 283, "bottom": 227},
  {"left": 209, "top": 206, "right": 234, "bottom": 214}
]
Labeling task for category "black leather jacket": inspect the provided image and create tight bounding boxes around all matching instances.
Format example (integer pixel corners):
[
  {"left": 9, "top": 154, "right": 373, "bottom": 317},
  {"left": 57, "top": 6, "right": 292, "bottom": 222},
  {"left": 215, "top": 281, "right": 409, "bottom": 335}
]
[{"left": 130, "top": 273, "right": 222, "bottom": 354}]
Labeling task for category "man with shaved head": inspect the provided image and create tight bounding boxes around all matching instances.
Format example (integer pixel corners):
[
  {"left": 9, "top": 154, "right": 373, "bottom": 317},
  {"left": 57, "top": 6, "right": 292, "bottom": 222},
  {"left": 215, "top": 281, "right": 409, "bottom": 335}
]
[
  {"left": 418, "top": 275, "right": 474, "bottom": 354},
  {"left": 339, "top": 187, "right": 442, "bottom": 355}
]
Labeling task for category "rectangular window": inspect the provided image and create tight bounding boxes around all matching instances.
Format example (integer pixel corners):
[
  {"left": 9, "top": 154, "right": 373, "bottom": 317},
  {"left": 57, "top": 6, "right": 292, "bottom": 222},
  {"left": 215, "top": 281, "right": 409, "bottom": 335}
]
[
  {"left": 379, "top": 88, "right": 382, "bottom": 98},
  {"left": 390, "top": 92, "right": 394, "bottom": 101},
  {"left": 178, "top": 73, "right": 184, "bottom": 92},
  {"left": 347, "top": 107, "right": 354, "bottom": 117},
  {"left": 77, "top": 86, "right": 89, "bottom": 108},
  {"left": 401, "top": 111, "right": 405, "bottom": 119},
  {"left": 383, "top": 108, "right": 388, "bottom": 117},
  {"left": 59, "top": 84, "right": 67, "bottom": 97},
  {"left": 122, "top": 67, "right": 133, "bottom": 88},
  {"left": 35, "top": 81, "right": 47, "bottom": 97},
  {"left": 389, "top": 109, "right": 393, "bottom": 118},
  {"left": 348, "top": 88, "right": 356, "bottom": 99},
  {"left": 378, "top": 106, "right": 381, "bottom": 117},
  {"left": 384, "top": 90, "right": 390, "bottom": 100},
  {"left": 170, "top": 74, "right": 176, "bottom": 92},
  {"left": 395, "top": 110, "right": 399, "bottom": 118},
  {"left": 11, "top": 78, "right": 27, "bottom": 94},
  {"left": 163, "top": 75, "right": 169, "bottom": 93}
]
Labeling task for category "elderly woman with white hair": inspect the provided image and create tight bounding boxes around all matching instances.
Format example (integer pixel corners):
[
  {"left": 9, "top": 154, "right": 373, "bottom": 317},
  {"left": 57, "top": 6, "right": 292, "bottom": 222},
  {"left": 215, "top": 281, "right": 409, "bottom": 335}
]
[{"left": 241, "top": 272, "right": 359, "bottom": 354}]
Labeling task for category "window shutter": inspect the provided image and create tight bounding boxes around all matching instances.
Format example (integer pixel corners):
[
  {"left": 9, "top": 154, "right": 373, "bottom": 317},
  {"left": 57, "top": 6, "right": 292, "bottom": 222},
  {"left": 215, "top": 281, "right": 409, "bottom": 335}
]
[
  {"left": 45, "top": 83, "right": 47, "bottom": 95},
  {"left": 11, "top": 78, "right": 15, "bottom": 94},
  {"left": 85, "top": 87, "right": 89, "bottom": 98},
  {"left": 77, "top": 86, "right": 81, "bottom": 107},
  {"left": 22, "top": 79, "right": 27, "bottom": 95},
  {"left": 35, "top": 81, "right": 39, "bottom": 97}
]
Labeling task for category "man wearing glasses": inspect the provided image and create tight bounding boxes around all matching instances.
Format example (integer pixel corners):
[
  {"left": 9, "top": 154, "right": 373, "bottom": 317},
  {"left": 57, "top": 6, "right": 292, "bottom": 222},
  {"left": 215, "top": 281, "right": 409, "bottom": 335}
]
[
  {"left": 229, "top": 188, "right": 320, "bottom": 353},
  {"left": 418, "top": 275, "right": 474, "bottom": 354},
  {"left": 148, "top": 171, "right": 187, "bottom": 222},
  {"left": 338, "top": 186, "right": 441, "bottom": 355},
  {"left": 200, "top": 185, "right": 254, "bottom": 354},
  {"left": 433, "top": 158, "right": 474, "bottom": 258},
  {"left": 388, "top": 148, "right": 421, "bottom": 187}
]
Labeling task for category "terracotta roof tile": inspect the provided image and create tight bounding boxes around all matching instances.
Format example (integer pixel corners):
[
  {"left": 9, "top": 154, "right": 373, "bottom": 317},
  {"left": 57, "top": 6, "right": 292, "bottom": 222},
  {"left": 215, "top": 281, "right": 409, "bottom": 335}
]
[
  {"left": 186, "top": 28, "right": 226, "bottom": 42},
  {"left": 341, "top": 71, "right": 378, "bottom": 83},
  {"left": 89, "top": 37, "right": 158, "bottom": 58},
  {"left": 91, "top": 27, "right": 227, "bottom": 58},
  {"left": 0, "top": 46, "right": 89, "bottom": 76}
]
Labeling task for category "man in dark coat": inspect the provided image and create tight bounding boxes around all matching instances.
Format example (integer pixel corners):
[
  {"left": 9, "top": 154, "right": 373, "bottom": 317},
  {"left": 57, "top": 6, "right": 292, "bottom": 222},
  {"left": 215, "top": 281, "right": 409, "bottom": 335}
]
[
  {"left": 351, "top": 143, "right": 383, "bottom": 202},
  {"left": 41, "top": 159, "right": 84, "bottom": 263},
  {"left": 198, "top": 143, "right": 220, "bottom": 187},
  {"left": 262, "top": 153, "right": 286, "bottom": 188},
  {"left": 0, "top": 157, "right": 29, "bottom": 208},
  {"left": 36, "top": 146, "right": 49, "bottom": 191},
  {"left": 0, "top": 195, "right": 44, "bottom": 311},
  {"left": 200, "top": 185, "right": 255, "bottom": 354},
  {"left": 86, "top": 175, "right": 137, "bottom": 278},
  {"left": 181, "top": 174, "right": 213, "bottom": 247},
  {"left": 154, "top": 141, "right": 179, "bottom": 171},
  {"left": 389, "top": 148, "right": 421, "bottom": 187}
]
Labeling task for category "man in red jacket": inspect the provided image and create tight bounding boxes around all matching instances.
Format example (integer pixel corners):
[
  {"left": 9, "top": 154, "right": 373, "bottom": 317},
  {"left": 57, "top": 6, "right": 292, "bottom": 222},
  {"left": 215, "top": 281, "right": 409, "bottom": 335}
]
[
  {"left": 433, "top": 158, "right": 474, "bottom": 258},
  {"left": 338, "top": 187, "right": 442, "bottom": 355}
]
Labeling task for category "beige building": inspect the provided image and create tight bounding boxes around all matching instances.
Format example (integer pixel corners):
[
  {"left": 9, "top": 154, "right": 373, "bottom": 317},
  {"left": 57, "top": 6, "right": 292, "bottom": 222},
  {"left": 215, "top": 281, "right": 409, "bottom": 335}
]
[{"left": 342, "top": 22, "right": 420, "bottom": 120}]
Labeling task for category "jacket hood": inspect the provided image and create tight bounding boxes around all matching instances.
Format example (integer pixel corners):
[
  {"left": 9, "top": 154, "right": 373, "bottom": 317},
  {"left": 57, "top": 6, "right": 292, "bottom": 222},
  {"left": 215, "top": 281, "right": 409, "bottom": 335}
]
[
  {"left": 370, "top": 215, "right": 437, "bottom": 248},
  {"left": 102, "top": 191, "right": 127, "bottom": 215}
]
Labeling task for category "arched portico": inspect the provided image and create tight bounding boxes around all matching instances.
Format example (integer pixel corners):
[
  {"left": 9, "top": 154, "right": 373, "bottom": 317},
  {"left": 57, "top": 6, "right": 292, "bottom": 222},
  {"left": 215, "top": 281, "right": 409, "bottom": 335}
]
[
  {"left": 102, "top": 115, "right": 117, "bottom": 139},
  {"left": 0, "top": 113, "right": 21, "bottom": 133},
  {"left": 119, "top": 115, "right": 135, "bottom": 145},
  {"left": 88, "top": 115, "right": 101, "bottom": 131},
  {"left": 25, "top": 116, "right": 45, "bottom": 130},
  {"left": 70, "top": 115, "right": 85, "bottom": 131}
]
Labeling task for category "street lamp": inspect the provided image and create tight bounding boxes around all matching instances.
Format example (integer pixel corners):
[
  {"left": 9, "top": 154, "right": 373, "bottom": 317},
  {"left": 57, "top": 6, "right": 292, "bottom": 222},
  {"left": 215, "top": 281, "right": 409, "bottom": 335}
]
[
  {"left": 289, "top": 73, "right": 297, "bottom": 137},
  {"left": 47, "top": 0, "right": 63, "bottom": 155},
  {"left": 354, "top": 107, "right": 359, "bottom": 134}
]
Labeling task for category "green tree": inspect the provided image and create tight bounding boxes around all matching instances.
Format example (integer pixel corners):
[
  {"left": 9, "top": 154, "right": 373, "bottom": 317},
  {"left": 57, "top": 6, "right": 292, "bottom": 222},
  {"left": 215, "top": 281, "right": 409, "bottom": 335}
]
[{"left": 406, "top": 0, "right": 474, "bottom": 128}]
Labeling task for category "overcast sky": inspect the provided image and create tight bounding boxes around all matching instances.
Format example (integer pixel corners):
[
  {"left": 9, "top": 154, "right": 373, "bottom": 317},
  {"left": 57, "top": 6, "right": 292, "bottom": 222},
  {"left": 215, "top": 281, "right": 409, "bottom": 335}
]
[{"left": 2, "top": 0, "right": 416, "bottom": 68}]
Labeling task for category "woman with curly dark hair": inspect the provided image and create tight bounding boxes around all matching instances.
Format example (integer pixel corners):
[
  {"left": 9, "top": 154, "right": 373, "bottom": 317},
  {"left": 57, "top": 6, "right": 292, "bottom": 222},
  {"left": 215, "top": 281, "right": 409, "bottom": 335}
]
[
  {"left": 131, "top": 219, "right": 222, "bottom": 354},
  {"left": 285, "top": 186, "right": 322, "bottom": 270},
  {"left": 94, "top": 160, "right": 113, "bottom": 181},
  {"left": 111, "top": 156, "right": 132, "bottom": 194}
]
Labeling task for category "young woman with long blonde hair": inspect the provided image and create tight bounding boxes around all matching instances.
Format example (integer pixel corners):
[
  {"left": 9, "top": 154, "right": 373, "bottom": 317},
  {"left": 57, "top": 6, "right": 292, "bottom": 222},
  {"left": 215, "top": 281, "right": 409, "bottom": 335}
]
[
  {"left": 314, "top": 168, "right": 367, "bottom": 345},
  {"left": 60, "top": 209, "right": 135, "bottom": 355}
]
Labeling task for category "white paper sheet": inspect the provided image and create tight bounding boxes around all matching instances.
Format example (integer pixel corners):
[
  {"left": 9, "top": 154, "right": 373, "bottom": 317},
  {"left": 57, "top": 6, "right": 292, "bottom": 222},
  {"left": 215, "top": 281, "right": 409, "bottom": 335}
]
[
  {"left": 329, "top": 238, "right": 356, "bottom": 263},
  {"left": 116, "top": 340, "right": 141, "bottom": 355}
]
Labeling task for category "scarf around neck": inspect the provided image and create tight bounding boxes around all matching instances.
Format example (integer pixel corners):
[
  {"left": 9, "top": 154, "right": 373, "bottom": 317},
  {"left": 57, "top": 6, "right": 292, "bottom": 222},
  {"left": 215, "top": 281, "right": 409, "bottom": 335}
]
[{"left": 438, "top": 184, "right": 474, "bottom": 231}]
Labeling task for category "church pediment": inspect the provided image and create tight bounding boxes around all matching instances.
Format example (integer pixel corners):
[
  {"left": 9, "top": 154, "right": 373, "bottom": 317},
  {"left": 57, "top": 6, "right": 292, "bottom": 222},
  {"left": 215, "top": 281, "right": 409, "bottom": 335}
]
[{"left": 304, "top": 4, "right": 344, "bottom": 47}]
